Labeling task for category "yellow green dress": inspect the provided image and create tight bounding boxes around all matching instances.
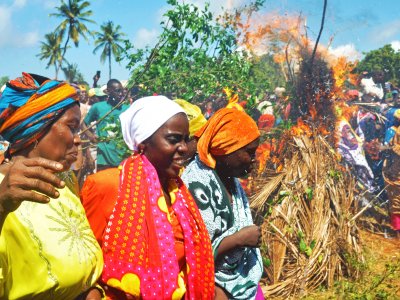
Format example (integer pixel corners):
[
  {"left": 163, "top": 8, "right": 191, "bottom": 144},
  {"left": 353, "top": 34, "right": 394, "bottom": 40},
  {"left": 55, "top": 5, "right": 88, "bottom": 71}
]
[{"left": 0, "top": 173, "right": 103, "bottom": 300}]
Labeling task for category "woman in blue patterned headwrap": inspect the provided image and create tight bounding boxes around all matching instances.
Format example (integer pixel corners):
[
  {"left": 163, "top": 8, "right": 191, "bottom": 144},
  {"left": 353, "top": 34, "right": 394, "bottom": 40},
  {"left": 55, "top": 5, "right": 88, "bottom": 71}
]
[{"left": 0, "top": 73, "right": 104, "bottom": 299}]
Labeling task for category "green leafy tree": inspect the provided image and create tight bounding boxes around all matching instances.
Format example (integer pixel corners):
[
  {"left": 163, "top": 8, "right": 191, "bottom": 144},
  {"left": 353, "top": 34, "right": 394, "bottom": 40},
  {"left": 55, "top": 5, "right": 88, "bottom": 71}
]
[
  {"left": 62, "top": 62, "right": 86, "bottom": 83},
  {"left": 0, "top": 76, "right": 9, "bottom": 88},
  {"left": 249, "top": 54, "right": 287, "bottom": 96},
  {"left": 51, "top": 0, "right": 95, "bottom": 70},
  {"left": 121, "top": 0, "right": 272, "bottom": 105},
  {"left": 356, "top": 44, "right": 400, "bottom": 85},
  {"left": 37, "top": 33, "right": 64, "bottom": 79},
  {"left": 93, "top": 21, "right": 126, "bottom": 80}
]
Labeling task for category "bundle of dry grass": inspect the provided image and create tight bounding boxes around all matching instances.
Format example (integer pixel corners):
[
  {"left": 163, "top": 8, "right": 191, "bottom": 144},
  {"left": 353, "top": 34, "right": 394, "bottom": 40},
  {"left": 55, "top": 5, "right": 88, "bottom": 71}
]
[{"left": 251, "top": 133, "right": 363, "bottom": 298}]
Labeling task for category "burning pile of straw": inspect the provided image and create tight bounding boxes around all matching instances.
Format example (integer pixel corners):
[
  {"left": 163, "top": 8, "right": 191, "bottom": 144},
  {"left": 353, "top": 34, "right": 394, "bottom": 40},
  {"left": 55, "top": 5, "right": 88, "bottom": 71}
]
[{"left": 251, "top": 132, "right": 363, "bottom": 298}]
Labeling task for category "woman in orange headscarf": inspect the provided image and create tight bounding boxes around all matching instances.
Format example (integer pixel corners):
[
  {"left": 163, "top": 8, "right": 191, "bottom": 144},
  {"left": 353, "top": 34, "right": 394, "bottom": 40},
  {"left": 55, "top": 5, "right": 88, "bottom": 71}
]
[{"left": 182, "top": 108, "right": 264, "bottom": 300}]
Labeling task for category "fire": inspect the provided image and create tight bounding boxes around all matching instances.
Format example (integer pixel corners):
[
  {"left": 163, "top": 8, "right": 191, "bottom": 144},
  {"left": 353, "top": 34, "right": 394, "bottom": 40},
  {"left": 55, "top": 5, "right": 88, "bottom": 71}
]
[{"left": 290, "top": 118, "right": 312, "bottom": 136}]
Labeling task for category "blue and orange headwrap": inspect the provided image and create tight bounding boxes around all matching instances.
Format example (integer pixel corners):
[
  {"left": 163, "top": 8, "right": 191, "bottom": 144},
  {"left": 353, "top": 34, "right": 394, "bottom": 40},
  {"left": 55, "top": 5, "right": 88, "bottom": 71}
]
[{"left": 0, "top": 72, "right": 79, "bottom": 155}]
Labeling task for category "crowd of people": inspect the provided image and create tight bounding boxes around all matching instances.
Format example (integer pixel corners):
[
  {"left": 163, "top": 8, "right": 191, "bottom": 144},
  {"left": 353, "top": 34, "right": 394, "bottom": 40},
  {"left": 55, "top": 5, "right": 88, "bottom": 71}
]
[
  {"left": 0, "top": 66, "right": 399, "bottom": 299},
  {"left": 335, "top": 70, "right": 400, "bottom": 237},
  {"left": 0, "top": 73, "right": 264, "bottom": 299}
]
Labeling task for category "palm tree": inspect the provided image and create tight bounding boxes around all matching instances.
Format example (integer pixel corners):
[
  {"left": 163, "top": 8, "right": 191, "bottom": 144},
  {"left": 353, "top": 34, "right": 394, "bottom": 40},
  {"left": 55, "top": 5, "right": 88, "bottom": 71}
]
[
  {"left": 93, "top": 21, "right": 126, "bottom": 80},
  {"left": 37, "top": 33, "right": 64, "bottom": 79},
  {"left": 62, "top": 62, "right": 86, "bottom": 83},
  {"left": 51, "top": 0, "right": 95, "bottom": 70}
]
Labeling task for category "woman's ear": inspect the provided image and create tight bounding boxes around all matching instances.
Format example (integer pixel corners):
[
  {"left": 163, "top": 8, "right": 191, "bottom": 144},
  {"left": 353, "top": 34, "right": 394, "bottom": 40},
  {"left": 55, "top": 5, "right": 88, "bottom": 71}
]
[{"left": 137, "top": 143, "right": 146, "bottom": 154}]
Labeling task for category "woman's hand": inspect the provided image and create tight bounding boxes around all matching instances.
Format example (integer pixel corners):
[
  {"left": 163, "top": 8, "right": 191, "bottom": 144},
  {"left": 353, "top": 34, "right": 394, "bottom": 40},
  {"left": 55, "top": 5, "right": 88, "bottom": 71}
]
[
  {"left": 235, "top": 225, "right": 261, "bottom": 248},
  {"left": 84, "top": 287, "right": 102, "bottom": 300},
  {"left": 0, "top": 156, "right": 65, "bottom": 214},
  {"left": 216, "top": 225, "right": 262, "bottom": 259}
]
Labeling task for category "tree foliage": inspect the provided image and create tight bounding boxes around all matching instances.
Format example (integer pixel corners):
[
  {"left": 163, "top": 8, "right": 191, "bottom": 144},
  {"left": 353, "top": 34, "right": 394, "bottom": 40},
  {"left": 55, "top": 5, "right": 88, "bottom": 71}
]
[
  {"left": 0, "top": 76, "right": 9, "bottom": 88},
  {"left": 356, "top": 44, "right": 400, "bottom": 85},
  {"left": 51, "top": 0, "right": 95, "bottom": 71},
  {"left": 93, "top": 21, "right": 126, "bottom": 80},
  {"left": 36, "top": 33, "right": 64, "bottom": 79},
  {"left": 121, "top": 0, "right": 277, "bottom": 105},
  {"left": 62, "top": 62, "right": 86, "bottom": 83}
]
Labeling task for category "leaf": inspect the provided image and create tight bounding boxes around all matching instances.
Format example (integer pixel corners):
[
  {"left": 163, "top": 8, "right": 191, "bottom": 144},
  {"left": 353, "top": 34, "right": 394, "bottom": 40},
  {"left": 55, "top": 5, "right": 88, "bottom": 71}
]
[
  {"left": 305, "top": 187, "right": 313, "bottom": 200},
  {"left": 310, "top": 239, "right": 316, "bottom": 249},
  {"left": 299, "top": 238, "right": 307, "bottom": 253},
  {"left": 318, "top": 254, "right": 323, "bottom": 263},
  {"left": 263, "top": 257, "right": 271, "bottom": 268}
]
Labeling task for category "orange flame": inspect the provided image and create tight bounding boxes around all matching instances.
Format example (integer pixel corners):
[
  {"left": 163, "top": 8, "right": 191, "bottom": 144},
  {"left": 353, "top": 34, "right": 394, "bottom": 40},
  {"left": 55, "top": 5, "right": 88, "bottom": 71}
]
[{"left": 290, "top": 118, "right": 312, "bottom": 136}]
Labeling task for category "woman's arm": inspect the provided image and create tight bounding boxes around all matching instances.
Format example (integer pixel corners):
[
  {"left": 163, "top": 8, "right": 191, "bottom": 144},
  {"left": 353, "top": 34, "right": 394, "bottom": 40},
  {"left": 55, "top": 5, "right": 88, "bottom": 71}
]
[{"left": 216, "top": 225, "right": 261, "bottom": 259}]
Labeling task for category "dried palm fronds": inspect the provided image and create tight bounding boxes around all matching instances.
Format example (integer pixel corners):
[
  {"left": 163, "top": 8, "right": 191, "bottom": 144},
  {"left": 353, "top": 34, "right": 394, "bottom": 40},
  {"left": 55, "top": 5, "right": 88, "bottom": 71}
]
[{"left": 250, "top": 133, "right": 363, "bottom": 298}]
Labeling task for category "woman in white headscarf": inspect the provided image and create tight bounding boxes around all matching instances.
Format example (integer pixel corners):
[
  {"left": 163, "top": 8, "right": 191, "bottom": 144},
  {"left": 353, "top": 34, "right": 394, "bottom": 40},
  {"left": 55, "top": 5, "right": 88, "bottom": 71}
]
[{"left": 99, "top": 96, "right": 215, "bottom": 299}]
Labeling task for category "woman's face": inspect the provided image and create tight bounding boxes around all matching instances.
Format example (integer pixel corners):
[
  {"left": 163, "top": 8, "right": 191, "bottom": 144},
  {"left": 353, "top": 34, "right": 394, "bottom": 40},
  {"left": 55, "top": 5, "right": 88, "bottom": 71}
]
[
  {"left": 215, "top": 138, "right": 260, "bottom": 178},
  {"left": 142, "top": 113, "right": 189, "bottom": 182},
  {"left": 30, "top": 105, "right": 81, "bottom": 171},
  {"left": 182, "top": 137, "right": 197, "bottom": 166}
]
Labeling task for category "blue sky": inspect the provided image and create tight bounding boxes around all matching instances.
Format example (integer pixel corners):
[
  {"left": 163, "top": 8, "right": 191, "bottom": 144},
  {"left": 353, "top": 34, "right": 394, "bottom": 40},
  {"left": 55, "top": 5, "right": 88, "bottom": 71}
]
[{"left": 1, "top": 0, "right": 399, "bottom": 86}]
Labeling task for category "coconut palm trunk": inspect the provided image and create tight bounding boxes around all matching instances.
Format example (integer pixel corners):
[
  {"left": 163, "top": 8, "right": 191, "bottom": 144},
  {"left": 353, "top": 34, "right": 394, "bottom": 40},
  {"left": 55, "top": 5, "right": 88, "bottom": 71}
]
[{"left": 108, "top": 45, "right": 112, "bottom": 80}]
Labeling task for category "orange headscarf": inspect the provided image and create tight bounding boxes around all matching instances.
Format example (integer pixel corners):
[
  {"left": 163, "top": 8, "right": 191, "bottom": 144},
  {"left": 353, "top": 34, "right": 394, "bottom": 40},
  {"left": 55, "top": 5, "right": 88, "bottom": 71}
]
[{"left": 196, "top": 108, "right": 260, "bottom": 168}]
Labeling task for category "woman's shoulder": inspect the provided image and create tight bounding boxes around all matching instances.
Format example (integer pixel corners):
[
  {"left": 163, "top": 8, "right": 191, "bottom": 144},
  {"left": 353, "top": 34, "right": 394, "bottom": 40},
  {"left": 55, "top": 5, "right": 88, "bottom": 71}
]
[{"left": 182, "top": 156, "right": 213, "bottom": 183}]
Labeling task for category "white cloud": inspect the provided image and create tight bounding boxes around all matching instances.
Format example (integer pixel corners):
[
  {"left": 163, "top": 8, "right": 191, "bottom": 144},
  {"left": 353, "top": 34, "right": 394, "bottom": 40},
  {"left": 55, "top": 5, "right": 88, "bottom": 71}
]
[
  {"left": 42, "top": 0, "right": 57, "bottom": 9},
  {"left": 12, "top": 0, "right": 27, "bottom": 9},
  {"left": 371, "top": 20, "right": 400, "bottom": 43},
  {"left": 391, "top": 40, "right": 400, "bottom": 51},
  {"left": 0, "top": 2, "right": 39, "bottom": 48},
  {"left": 0, "top": 6, "right": 12, "bottom": 33},
  {"left": 330, "top": 44, "right": 362, "bottom": 61},
  {"left": 183, "top": 0, "right": 248, "bottom": 15},
  {"left": 133, "top": 28, "right": 159, "bottom": 49}
]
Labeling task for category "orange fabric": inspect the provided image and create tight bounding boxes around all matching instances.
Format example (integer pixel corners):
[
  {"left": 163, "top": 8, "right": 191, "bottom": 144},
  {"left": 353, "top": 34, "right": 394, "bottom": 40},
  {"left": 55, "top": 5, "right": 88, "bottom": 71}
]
[
  {"left": 258, "top": 114, "right": 275, "bottom": 130},
  {"left": 196, "top": 108, "right": 260, "bottom": 168},
  {"left": 80, "top": 168, "right": 120, "bottom": 245},
  {"left": 8, "top": 72, "right": 40, "bottom": 89},
  {"left": 0, "top": 82, "right": 77, "bottom": 133}
]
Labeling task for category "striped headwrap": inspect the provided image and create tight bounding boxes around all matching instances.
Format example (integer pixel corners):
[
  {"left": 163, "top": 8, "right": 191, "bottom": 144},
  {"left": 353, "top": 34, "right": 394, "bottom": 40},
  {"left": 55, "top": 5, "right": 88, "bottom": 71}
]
[{"left": 0, "top": 73, "right": 78, "bottom": 155}]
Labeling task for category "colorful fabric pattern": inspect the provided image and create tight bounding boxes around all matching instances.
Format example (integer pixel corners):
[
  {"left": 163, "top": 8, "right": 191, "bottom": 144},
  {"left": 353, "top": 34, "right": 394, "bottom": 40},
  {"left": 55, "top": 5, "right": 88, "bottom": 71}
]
[
  {"left": 182, "top": 157, "right": 263, "bottom": 300},
  {"left": 196, "top": 108, "right": 260, "bottom": 169},
  {"left": 0, "top": 73, "right": 78, "bottom": 155},
  {"left": 102, "top": 154, "right": 214, "bottom": 299},
  {"left": 0, "top": 173, "right": 103, "bottom": 299}
]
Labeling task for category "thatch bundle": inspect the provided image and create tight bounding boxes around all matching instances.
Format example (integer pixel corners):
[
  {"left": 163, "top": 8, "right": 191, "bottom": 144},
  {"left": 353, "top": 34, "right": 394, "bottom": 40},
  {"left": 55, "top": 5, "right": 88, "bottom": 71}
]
[{"left": 251, "top": 133, "right": 363, "bottom": 298}]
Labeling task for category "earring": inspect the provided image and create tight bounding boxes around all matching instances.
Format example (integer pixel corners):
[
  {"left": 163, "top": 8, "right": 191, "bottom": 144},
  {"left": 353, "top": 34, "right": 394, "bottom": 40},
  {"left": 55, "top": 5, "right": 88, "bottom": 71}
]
[{"left": 33, "top": 140, "right": 38, "bottom": 149}]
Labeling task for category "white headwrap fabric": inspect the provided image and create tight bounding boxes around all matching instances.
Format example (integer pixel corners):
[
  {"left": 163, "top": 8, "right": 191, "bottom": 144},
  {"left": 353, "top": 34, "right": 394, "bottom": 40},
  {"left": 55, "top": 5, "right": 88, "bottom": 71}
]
[{"left": 120, "top": 95, "right": 186, "bottom": 151}]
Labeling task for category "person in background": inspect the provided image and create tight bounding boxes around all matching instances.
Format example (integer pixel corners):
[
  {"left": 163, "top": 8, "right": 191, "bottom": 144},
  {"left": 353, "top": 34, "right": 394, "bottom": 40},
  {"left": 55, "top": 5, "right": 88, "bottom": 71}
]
[
  {"left": 83, "top": 79, "right": 129, "bottom": 172},
  {"left": 0, "top": 72, "right": 103, "bottom": 299},
  {"left": 182, "top": 108, "right": 264, "bottom": 300},
  {"left": 382, "top": 125, "right": 400, "bottom": 239},
  {"left": 99, "top": 96, "right": 214, "bottom": 299},
  {"left": 360, "top": 70, "right": 385, "bottom": 103},
  {"left": 174, "top": 99, "right": 207, "bottom": 165}
]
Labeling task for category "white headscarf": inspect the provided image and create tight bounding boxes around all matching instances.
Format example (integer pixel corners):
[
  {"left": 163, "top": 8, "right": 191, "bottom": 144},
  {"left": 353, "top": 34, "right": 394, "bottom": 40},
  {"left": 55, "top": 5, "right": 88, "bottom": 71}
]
[{"left": 120, "top": 95, "right": 186, "bottom": 150}]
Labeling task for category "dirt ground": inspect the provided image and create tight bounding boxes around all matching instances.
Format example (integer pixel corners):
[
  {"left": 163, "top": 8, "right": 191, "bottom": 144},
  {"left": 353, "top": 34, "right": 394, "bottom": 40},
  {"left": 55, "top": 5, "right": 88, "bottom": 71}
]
[{"left": 301, "top": 230, "right": 400, "bottom": 300}]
